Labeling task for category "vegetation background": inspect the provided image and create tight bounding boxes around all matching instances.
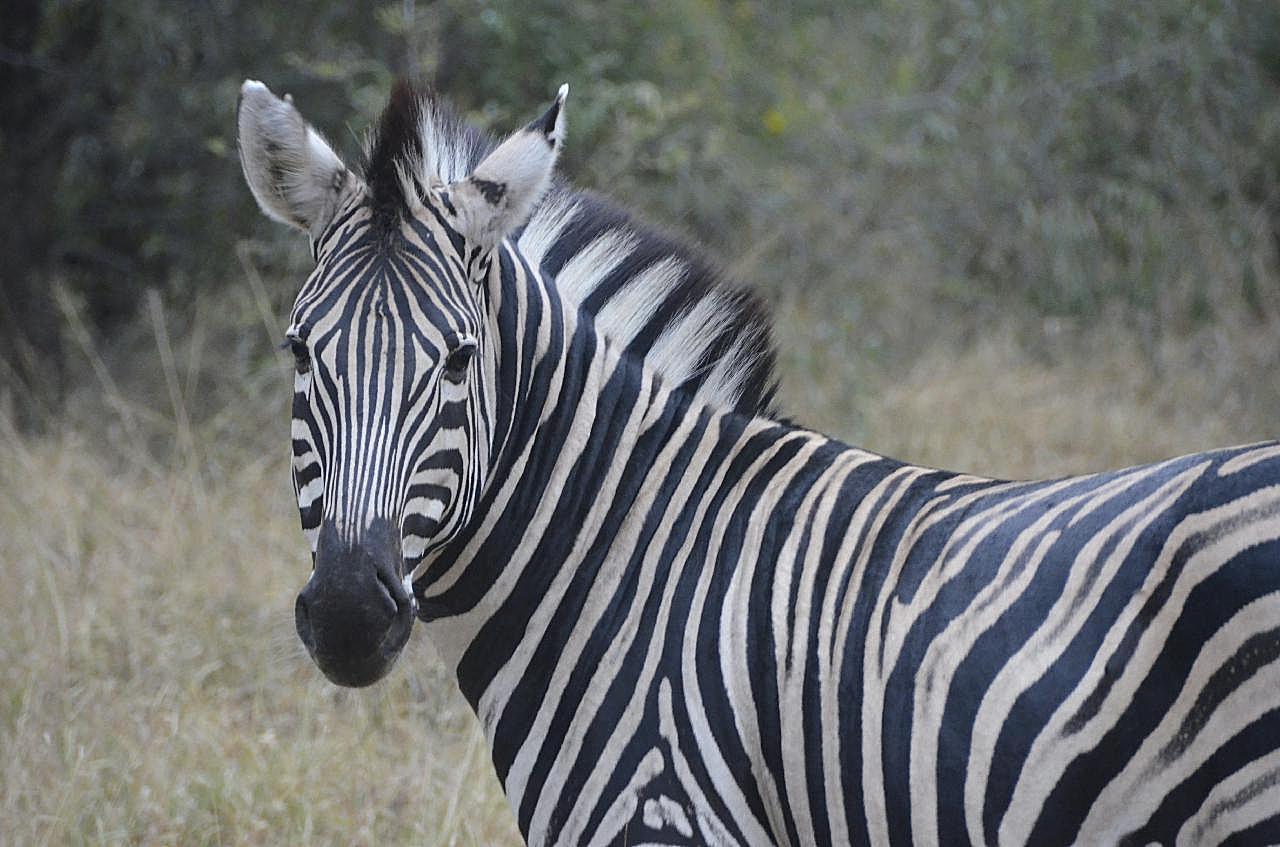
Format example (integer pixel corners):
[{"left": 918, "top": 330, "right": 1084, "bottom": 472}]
[{"left": 2, "top": 0, "right": 1278, "bottom": 843}]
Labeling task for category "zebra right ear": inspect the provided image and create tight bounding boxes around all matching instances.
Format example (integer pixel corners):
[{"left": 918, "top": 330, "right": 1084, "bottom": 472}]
[
  {"left": 237, "top": 80, "right": 350, "bottom": 240},
  {"left": 447, "top": 84, "right": 567, "bottom": 251}
]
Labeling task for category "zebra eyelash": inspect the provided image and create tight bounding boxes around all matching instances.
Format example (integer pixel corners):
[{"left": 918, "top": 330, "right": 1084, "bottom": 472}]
[{"left": 282, "top": 335, "right": 311, "bottom": 374}]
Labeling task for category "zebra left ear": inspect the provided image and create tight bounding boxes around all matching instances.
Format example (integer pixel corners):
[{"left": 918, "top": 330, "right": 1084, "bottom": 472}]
[{"left": 448, "top": 84, "right": 567, "bottom": 250}]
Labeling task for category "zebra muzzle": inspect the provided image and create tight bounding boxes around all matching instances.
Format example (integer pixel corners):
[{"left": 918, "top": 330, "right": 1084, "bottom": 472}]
[{"left": 295, "top": 519, "right": 415, "bottom": 687}]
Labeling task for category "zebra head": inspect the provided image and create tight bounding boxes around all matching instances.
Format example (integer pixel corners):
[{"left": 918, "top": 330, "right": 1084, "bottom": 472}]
[{"left": 237, "top": 80, "right": 565, "bottom": 686}]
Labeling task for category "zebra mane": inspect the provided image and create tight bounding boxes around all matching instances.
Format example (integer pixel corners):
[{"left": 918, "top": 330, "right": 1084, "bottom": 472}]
[{"left": 363, "top": 82, "right": 779, "bottom": 417}]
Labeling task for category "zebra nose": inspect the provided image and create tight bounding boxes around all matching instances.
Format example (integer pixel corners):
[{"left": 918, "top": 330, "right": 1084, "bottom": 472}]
[{"left": 296, "top": 521, "right": 415, "bottom": 687}]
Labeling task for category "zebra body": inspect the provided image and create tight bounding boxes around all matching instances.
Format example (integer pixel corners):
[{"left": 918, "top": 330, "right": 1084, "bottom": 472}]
[
  {"left": 237, "top": 80, "right": 1280, "bottom": 845},
  {"left": 424, "top": 247, "right": 1280, "bottom": 846}
]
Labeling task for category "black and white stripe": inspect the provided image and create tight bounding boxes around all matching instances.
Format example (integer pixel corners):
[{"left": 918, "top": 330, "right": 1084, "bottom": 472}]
[{"left": 240, "top": 81, "right": 1280, "bottom": 846}]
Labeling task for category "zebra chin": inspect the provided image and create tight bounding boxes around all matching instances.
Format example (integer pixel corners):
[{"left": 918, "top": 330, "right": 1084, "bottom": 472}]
[{"left": 294, "top": 519, "right": 416, "bottom": 687}]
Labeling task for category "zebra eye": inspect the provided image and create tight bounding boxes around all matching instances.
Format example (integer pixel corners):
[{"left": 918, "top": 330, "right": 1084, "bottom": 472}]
[
  {"left": 286, "top": 336, "right": 311, "bottom": 374},
  {"left": 442, "top": 341, "right": 476, "bottom": 382}
]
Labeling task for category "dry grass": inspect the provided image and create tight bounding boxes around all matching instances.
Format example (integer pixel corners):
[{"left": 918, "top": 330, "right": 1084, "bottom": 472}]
[
  {"left": 0, "top": 419, "right": 517, "bottom": 845},
  {"left": 775, "top": 288, "right": 1280, "bottom": 478},
  {"left": 1, "top": 291, "right": 1277, "bottom": 844},
  {"left": 858, "top": 329, "right": 1279, "bottom": 478}
]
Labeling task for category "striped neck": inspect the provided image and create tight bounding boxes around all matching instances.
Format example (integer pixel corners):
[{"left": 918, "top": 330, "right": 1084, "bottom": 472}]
[
  {"left": 413, "top": 238, "right": 779, "bottom": 659},
  {"left": 408, "top": 245, "right": 903, "bottom": 844}
]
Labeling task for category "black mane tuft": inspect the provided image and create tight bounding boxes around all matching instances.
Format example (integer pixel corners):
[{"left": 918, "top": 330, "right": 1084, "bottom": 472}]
[
  {"left": 362, "top": 81, "right": 493, "bottom": 237},
  {"left": 363, "top": 80, "right": 423, "bottom": 233}
]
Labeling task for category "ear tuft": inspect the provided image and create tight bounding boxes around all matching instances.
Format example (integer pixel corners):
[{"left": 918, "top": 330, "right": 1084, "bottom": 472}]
[
  {"left": 448, "top": 84, "right": 568, "bottom": 250},
  {"left": 528, "top": 83, "right": 568, "bottom": 146},
  {"left": 237, "top": 80, "right": 349, "bottom": 239}
]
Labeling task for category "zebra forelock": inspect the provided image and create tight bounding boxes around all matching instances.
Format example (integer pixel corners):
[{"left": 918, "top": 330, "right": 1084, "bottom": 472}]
[
  {"left": 362, "top": 81, "right": 494, "bottom": 237},
  {"left": 361, "top": 81, "right": 779, "bottom": 419}
]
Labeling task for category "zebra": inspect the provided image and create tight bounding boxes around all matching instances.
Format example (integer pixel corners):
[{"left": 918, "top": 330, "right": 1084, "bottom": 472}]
[{"left": 237, "top": 79, "right": 1280, "bottom": 846}]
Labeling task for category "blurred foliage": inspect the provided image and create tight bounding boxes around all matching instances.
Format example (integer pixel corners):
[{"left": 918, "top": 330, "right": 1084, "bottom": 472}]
[{"left": 3, "top": 0, "right": 1279, "bottom": 417}]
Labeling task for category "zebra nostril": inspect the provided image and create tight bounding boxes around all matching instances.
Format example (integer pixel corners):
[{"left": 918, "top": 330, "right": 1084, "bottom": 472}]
[
  {"left": 295, "top": 591, "right": 315, "bottom": 650},
  {"left": 374, "top": 568, "right": 398, "bottom": 616}
]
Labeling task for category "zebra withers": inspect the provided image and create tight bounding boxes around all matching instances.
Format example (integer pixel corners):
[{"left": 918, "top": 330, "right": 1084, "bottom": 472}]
[{"left": 237, "top": 80, "right": 1280, "bottom": 845}]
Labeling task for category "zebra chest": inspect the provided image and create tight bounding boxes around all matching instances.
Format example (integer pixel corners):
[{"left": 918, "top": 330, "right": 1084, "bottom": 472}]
[{"left": 501, "top": 666, "right": 776, "bottom": 847}]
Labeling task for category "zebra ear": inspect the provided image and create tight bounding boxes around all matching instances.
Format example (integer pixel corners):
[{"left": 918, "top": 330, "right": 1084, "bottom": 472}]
[
  {"left": 449, "top": 84, "right": 567, "bottom": 250},
  {"left": 237, "top": 80, "right": 350, "bottom": 240}
]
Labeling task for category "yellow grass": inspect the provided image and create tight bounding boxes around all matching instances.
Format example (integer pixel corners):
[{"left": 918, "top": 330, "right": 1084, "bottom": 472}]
[
  {"left": 1, "top": 297, "right": 1276, "bottom": 844},
  {"left": 0, "top": 420, "right": 518, "bottom": 845},
  {"left": 775, "top": 291, "right": 1279, "bottom": 478}
]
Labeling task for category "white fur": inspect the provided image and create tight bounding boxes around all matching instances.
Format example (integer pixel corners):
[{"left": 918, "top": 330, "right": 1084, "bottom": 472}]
[
  {"left": 519, "top": 193, "right": 580, "bottom": 271},
  {"left": 646, "top": 290, "right": 740, "bottom": 389},
  {"left": 594, "top": 257, "right": 686, "bottom": 349},
  {"left": 418, "top": 101, "right": 478, "bottom": 183},
  {"left": 402, "top": 573, "right": 419, "bottom": 615},
  {"left": 554, "top": 230, "right": 638, "bottom": 302}
]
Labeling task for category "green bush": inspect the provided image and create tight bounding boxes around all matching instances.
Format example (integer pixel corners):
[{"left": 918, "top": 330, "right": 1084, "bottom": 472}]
[{"left": 4, "top": 0, "right": 1277, "bottom": 413}]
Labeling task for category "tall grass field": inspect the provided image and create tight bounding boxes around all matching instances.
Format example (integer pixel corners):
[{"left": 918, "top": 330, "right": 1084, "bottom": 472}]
[{"left": 3, "top": 4, "right": 1279, "bottom": 837}]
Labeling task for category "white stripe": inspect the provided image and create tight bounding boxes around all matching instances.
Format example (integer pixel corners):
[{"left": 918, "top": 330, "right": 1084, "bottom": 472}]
[{"left": 553, "top": 230, "right": 637, "bottom": 303}]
